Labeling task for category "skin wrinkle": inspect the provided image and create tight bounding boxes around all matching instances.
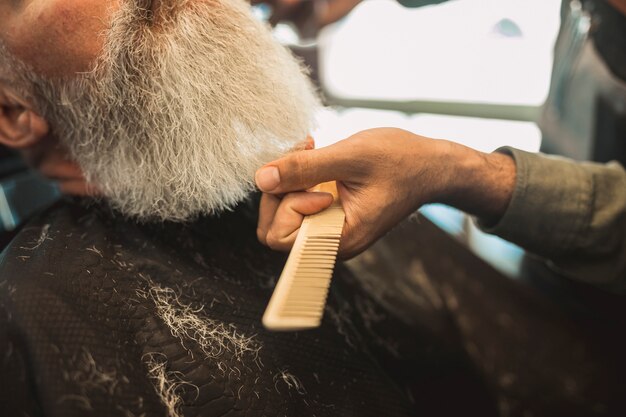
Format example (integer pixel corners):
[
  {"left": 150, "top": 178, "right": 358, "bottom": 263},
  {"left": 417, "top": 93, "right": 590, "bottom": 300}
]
[
  {"left": 1, "top": 0, "right": 118, "bottom": 78},
  {"left": 1, "top": 0, "right": 319, "bottom": 221}
]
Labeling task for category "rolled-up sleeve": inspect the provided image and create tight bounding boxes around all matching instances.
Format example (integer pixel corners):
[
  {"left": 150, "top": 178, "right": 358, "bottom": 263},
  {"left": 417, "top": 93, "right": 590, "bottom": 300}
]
[{"left": 477, "top": 147, "right": 626, "bottom": 291}]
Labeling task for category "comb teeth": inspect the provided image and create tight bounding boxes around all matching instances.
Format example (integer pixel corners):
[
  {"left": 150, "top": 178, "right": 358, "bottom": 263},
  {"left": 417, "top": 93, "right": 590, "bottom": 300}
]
[{"left": 263, "top": 188, "right": 345, "bottom": 331}]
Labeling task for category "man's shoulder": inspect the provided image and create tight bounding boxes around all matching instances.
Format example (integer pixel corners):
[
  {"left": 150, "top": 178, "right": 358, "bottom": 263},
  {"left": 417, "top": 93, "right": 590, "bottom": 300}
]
[
  {"left": 0, "top": 195, "right": 267, "bottom": 301},
  {"left": 0, "top": 195, "right": 284, "bottom": 345},
  {"left": 0, "top": 198, "right": 421, "bottom": 417},
  {"left": 1, "top": 199, "right": 131, "bottom": 288}
]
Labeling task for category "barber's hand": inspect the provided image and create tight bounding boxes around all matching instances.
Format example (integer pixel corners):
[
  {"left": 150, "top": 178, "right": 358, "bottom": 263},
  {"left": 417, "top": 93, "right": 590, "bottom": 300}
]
[
  {"left": 20, "top": 139, "right": 94, "bottom": 196},
  {"left": 252, "top": 0, "right": 315, "bottom": 30},
  {"left": 255, "top": 128, "right": 516, "bottom": 259},
  {"left": 256, "top": 128, "right": 456, "bottom": 258},
  {"left": 251, "top": 0, "right": 362, "bottom": 36}
]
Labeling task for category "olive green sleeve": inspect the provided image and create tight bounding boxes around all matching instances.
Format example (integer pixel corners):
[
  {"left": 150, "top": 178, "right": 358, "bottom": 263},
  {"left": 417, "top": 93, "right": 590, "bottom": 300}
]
[{"left": 477, "top": 147, "right": 626, "bottom": 292}]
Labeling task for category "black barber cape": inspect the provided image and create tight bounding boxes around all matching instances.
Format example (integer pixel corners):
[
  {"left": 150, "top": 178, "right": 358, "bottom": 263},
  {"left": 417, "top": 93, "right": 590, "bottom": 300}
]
[{"left": 0, "top": 197, "right": 417, "bottom": 417}]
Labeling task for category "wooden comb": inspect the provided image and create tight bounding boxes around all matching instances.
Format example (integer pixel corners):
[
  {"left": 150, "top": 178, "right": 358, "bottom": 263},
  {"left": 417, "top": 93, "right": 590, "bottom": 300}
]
[{"left": 262, "top": 181, "right": 345, "bottom": 331}]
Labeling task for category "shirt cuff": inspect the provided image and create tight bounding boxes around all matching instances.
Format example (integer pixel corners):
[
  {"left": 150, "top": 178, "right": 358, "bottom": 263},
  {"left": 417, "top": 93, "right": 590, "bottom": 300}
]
[{"left": 476, "top": 147, "right": 594, "bottom": 257}]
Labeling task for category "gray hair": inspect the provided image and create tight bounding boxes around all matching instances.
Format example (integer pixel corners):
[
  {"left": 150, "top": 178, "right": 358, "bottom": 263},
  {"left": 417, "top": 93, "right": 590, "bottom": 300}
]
[{"left": 2, "top": 0, "right": 319, "bottom": 221}]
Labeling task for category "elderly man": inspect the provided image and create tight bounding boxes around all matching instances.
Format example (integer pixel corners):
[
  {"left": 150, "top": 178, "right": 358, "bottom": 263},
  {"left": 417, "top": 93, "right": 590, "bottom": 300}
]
[
  {"left": 0, "top": 1, "right": 441, "bottom": 416},
  {"left": 2, "top": 1, "right": 626, "bottom": 417}
]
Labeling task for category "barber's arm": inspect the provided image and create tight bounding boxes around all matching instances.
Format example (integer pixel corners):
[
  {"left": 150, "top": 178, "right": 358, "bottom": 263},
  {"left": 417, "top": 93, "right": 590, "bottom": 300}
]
[
  {"left": 256, "top": 128, "right": 517, "bottom": 258},
  {"left": 255, "top": 128, "right": 626, "bottom": 291},
  {"left": 477, "top": 147, "right": 626, "bottom": 292},
  {"left": 252, "top": 0, "right": 450, "bottom": 34}
]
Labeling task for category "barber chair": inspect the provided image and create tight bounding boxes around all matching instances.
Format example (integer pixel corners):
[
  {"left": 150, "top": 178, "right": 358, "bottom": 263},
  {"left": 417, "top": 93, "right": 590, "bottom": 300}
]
[{"left": 0, "top": 146, "right": 60, "bottom": 250}]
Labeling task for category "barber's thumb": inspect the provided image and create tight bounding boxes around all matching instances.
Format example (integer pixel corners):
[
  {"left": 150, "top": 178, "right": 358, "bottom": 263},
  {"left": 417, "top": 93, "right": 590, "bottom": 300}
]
[
  {"left": 256, "top": 165, "right": 283, "bottom": 192},
  {"left": 255, "top": 150, "right": 334, "bottom": 193}
]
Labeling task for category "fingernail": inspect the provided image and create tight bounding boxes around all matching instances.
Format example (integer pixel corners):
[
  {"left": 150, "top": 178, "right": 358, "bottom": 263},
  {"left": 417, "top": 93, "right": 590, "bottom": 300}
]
[{"left": 256, "top": 166, "right": 281, "bottom": 191}]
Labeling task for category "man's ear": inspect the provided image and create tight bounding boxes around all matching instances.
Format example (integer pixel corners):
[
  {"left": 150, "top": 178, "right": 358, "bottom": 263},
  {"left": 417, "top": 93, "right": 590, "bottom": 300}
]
[{"left": 0, "top": 90, "right": 49, "bottom": 149}]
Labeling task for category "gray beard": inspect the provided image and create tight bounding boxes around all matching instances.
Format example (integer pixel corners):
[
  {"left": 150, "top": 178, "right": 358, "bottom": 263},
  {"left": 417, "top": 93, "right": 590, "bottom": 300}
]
[{"left": 26, "top": 0, "right": 319, "bottom": 221}]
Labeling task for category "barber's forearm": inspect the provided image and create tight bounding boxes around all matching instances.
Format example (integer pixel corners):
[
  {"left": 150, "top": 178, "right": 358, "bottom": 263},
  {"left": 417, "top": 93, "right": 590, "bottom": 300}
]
[
  {"left": 255, "top": 128, "right": 518, "bottom": 258},
  {"left": 430, "top": 142, "right": 516, "bottom": 224}
]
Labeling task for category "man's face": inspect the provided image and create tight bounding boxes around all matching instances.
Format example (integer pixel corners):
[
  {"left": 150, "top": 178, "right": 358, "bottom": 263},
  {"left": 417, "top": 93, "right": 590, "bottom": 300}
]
[
  {"left": 0, "top": 0, "right": 120, "bottom": 78},
  {"left": 1, "top": 0, "right": 319, "bottom": 221}
]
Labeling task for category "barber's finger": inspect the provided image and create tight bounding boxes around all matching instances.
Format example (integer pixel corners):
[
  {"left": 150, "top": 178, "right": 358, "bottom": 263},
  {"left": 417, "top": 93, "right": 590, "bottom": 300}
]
[
  {"left": 57, "top": 179, "right": 95, "bottom": 196},
  {"left": 38, "top": 161, "right": 84, "bottom": 181},
  {"left": 257, "top": 193, "right": 281, "bottom": 245},
  {"left": 255, "top": 144, "right": 355, "bottom": 194},
  {"left": 265, "top": 191, "right": 333, "bottom": 251},
  {"left": 268, "top": 0, "right": 305, "bottom": 25}
]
